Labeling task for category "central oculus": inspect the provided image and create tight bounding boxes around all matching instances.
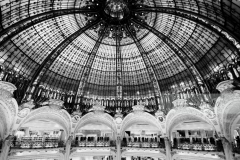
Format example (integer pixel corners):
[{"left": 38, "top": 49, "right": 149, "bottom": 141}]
[{"left": 104, "top": 0, "right": 129, "bottom": 20}]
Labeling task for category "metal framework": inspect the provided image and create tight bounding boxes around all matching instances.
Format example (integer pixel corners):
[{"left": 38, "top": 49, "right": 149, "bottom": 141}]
[
  {"left": 0, "top": 9, "right": 97, "bottom": 46},
  {"left": 1, "top": 0, "right": 239, "bottom": 110},
  {"left": 132, "top": 18, "right": 211, "bottom": 94},
  {"left": 134, "top": 7, "right": 240, "bottom": 44},
  {"left": 77, "top": 24, "right": 108, "bottom": 96},
  {"left": 125, "top": 24, "right": 162, "bottom": 108},
  {"left": 27, "top": 19, "right": 101, "bottom": 96},
  {"left": 115, "top": 27, "right": 123, "bottom": 100}
]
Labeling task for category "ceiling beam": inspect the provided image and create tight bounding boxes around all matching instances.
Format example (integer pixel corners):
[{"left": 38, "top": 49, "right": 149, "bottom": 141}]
[
  {"left": 132, "top": 18, "right": 211, "bottom": 95},
  {"left": 134, "top": 6, "right": 240, "bottom": 44},
  {"left": 24, "top": 19, "right": 101, "bottom": 100},
  {"left": 115, "top": 27, "right": 123, "bottom": 101},
  {"left": 76, "top": 23, "right": 108, "bottom": 97},
  {"left": 125, "top": 23, "right": 163, "bottom": 110},
  {"left": 0, "top": 9, "right": 97, "bottom": 47}
]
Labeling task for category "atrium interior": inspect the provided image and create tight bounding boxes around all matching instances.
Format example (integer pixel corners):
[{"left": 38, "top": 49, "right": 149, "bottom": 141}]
[{"left": 0, "top": 0, "right": 240, "bottom": 160}]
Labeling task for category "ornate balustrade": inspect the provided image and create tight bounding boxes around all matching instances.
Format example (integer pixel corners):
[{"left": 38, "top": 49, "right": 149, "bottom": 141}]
[
  {"left": 72, "top": 140, "right": 116, "bottom": 148},
  {"left": 72, "top": 137, "right": 115, "bottom": 148},
  {"left": 10, "top": 137, "right": 64, "bottom": 149},
  {"left": 121, "top": 138, "right": 165, "bottom": 149},
  {"left": 173, "top": 143, "right": 218, "bottom": 152},
  {"left": 122, "top": 141, "right": 164, "bottom": 148}
]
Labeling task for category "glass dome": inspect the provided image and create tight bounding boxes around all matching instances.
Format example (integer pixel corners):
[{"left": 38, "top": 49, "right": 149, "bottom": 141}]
[{"left": 0, "top": 0, "right": 240, "bottom": 113}]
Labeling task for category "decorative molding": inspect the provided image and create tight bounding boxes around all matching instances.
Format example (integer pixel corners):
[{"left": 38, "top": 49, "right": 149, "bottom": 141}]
[
  {"left": 18, "top": 108, "right": 30, "bottom": 118},
  {"left": 216, "top": 80, "right": 234, "bottom": 93},
  {"left": 172, "top": 99, "right": 187, "bottom": 108},
  {"left": 0, "top": 81, "right": 17, "bottom": 94},
  {"left": 19, "top": 100, "right": 35, "bottom": 110},
  {"left": 199, "top": 102, "right": 216, "bottom": 120},
  {"left": 155, "top": 110, "right": 166, "bottom": 124},
  {"left": 72, "top": 115, "right": 81, "bottom": 124},
  {"left": 42, "top": 99, "right": 64, "bottom": 110}
]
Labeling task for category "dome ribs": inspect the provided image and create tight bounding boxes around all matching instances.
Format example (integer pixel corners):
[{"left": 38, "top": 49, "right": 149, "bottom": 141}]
[
  {"left": 76, "top": 23, "right": 108, "bottom": 97},
  {"left": 125, "top": 23, "right": 162, "bottom": 111},
  {"left": 24, "top": 19, "right": 101, "bottom": 101},
  {"left": 0, "top": 9, "right": 97, "bottom": 48},
  {"left": 132, "top": 18, "right": 211, "bottom": 100},
  {"left": 134, "top": 6, "right": 240, "bottom": 46},
  {"left": 115, "top": 27, "right": 123, "bottom": 100}
]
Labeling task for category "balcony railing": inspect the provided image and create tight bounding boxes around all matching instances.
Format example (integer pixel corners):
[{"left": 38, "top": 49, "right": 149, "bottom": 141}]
[
  {"left": 72, "top": 140, "right": 116, "bottom": 148},
  {"left": 172, "top": 143, "right": 218, "bottom": 152},
  {"left": 10, "top": 140, "right": 64, "bottom": 149},
  {"left": 121, "top": 141, "right": 165, "bottom": 149}
]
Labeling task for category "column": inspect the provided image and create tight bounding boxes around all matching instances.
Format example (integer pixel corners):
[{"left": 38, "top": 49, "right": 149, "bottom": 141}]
[
  {"left": 185, "top": 130, "right": 189, "bottom": 138},
  {"left": 64, "top": 136, "right": 72, "bottom": 160},
  {"left": 115, "top": 136, "right": 121, "bottom": 160},
  {"left": 25, "top": 127, "right": 30, "bottom": 136},
  {"left": 164, "top": 137, "right": 171, "bottom": 160},
  {"left": 200, "top": 130, "right": 206, "bottom": 144},
  {"left": 0, "top": 135, "right": 14, "bottom": 160},
  {"left": 221, "top": 137, "right": 234, "bottom": 160},
  {"left": 60, "top": 129, "right": 66, "bottom": 142}
]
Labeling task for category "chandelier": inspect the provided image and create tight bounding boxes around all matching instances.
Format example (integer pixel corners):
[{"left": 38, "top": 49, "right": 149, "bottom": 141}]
[{"left": 104, "top": 0, "right": 129, "bottom": 20}]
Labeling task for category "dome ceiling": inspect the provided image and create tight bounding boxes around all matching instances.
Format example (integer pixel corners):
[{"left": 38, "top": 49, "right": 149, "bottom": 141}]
[{"left": 0, "top": 0, "right": 239, "bottom": 103}]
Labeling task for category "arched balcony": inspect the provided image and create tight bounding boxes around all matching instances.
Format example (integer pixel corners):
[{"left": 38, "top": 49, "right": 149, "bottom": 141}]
[
  {"left": 165, "top": 102, "right": 224, "bottom": 159},
  {"left": 7, "top": 99, "right": 71, "bottom": 160}
]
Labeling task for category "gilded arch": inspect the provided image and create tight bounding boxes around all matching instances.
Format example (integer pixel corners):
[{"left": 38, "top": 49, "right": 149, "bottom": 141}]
[
  {"left": 17, "top": 106, "right": 72, "bottom": 138},
  {"left": 120, "top": 112, "right": 162, "bottom": 138},
  {"left": 166, "top": 107, "right": 215, "bottom": 138},
  {"left": 73, "top": 112, "right": 117, "bottom": 135}
]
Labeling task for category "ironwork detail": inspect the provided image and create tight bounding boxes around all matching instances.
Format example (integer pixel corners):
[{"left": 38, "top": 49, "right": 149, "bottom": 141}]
[{"left": 0, "top": 9, "right": 96, "bottom": 46}]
